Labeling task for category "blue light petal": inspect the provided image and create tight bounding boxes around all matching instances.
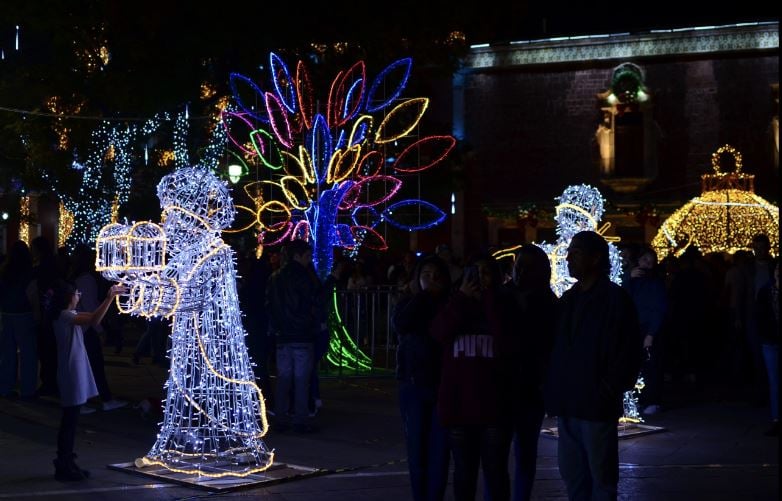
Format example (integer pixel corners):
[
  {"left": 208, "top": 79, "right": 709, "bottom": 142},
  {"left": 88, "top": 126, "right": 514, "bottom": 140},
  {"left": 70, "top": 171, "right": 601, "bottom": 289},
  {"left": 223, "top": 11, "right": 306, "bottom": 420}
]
[
  {"left": 365, "top": 58, "right": 413, "bottom": 113},
  {"left": 270, "top": 52, "right": 298, "bottom": 114},
  {"left": 381, "top": 199, "right": 446, "bottom": 231}
]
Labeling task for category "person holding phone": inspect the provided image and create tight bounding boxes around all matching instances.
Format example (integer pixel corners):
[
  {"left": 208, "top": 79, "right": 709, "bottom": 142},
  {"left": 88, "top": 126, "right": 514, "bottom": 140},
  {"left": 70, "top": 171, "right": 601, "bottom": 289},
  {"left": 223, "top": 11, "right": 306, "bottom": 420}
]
[{"left": 432, "top": 253, "right": 514, "bottom": 501}]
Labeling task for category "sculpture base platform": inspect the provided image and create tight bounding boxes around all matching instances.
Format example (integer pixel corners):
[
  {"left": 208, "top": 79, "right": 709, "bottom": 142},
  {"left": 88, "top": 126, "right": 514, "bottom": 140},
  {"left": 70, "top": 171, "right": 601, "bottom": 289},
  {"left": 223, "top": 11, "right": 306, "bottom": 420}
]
[
  {"left": 108, "top": 461, "right": 324, "bottom": 492},
  {"left": 541, "top": 422, "right": 667, "bottom": 440}
]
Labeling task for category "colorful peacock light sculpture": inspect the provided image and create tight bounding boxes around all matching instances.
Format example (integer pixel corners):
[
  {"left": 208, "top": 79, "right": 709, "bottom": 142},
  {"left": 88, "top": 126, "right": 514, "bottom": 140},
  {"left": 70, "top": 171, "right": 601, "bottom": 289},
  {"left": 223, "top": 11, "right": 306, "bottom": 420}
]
[{"left": 225, "top": 54, "right": 455, "bottom": 370}]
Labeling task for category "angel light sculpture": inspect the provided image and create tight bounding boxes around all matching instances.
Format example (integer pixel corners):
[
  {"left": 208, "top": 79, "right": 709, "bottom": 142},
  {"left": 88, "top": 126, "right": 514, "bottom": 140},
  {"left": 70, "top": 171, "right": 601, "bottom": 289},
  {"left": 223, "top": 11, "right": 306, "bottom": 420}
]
[
  {"left": 535, "top": 184, "right": 623, "bottom": 297},
  {"left": 96, "top": 166, "right": 273, "bottom": 477}
]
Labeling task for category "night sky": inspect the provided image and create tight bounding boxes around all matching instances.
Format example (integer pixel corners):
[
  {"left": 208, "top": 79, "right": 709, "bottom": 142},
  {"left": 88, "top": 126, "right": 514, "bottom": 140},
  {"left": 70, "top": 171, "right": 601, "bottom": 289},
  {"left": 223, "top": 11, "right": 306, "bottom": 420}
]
[
  {"left": 0, "top": 2, "right": 776, "bottom": 119},
  {"left": 2, "top": 2, "right": 777, "bottom": 58}
]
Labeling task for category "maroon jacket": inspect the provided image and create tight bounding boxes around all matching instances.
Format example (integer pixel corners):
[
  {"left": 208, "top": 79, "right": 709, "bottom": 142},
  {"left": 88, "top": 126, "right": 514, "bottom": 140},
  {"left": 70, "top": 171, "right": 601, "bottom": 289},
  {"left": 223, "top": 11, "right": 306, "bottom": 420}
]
[{"left": 431, "top": 289, "right": 512, "bottom": 427}]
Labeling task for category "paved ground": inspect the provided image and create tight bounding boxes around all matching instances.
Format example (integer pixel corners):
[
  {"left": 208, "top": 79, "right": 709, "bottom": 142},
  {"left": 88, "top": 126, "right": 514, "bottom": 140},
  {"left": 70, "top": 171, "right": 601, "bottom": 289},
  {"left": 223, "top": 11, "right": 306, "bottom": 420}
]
[{"left": 0, "top": 327, "right": 778, "bottom": 500}]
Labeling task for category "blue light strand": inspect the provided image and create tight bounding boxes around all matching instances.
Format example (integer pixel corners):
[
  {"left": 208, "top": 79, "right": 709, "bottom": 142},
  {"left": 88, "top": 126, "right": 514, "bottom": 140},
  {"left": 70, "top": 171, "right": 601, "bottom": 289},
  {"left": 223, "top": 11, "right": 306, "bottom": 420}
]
[
  {"left": 270, "top": 52, "right": 297, "bottom": 114},
  {"left": 381, "top": 199, "right": 447, "bottom": 231},
  {"left": 365, "top": 58, "right": 413, "bottom": 113}
]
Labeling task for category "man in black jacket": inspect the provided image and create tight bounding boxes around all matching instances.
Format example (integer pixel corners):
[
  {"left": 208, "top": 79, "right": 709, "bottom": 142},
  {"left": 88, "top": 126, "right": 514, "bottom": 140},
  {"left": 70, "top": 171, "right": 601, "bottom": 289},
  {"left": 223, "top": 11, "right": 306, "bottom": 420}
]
[
  {"left": 265, "top": 240, "right": 320, "bottom": 432},
  {"left": 544, "top": 231, "right": 641, "bottom": 501}
]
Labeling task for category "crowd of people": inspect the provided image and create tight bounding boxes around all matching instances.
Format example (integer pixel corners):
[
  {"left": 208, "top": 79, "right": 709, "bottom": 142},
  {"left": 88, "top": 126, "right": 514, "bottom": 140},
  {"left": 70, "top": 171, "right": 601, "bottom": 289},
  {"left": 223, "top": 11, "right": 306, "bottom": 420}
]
[
  {"left": 0, "top": 230, "right": 777, "bottom": 493},
  {"left": 389, "top": 231, "right": 778, "bottom": 501}
]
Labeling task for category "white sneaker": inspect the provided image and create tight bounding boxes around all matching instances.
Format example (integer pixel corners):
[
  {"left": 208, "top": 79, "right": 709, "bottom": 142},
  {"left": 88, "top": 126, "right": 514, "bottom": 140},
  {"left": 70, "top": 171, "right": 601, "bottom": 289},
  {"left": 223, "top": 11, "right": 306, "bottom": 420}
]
[
  {"left": 102, "top": 399, "right": 128, "bottom": 411},
  {"left": 80, "top": 406, "right": 96, "bottom": 415},
  {"left": 643, "top": 404, "right": 661, "bottom": 415}
]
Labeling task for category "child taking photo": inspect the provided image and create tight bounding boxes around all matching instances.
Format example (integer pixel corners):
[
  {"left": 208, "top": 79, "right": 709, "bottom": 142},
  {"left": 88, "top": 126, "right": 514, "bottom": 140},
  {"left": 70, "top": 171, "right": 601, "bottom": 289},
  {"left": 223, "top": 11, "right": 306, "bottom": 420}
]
[{"left": 49, "top": 280, "right": 126, "bottom": 481}]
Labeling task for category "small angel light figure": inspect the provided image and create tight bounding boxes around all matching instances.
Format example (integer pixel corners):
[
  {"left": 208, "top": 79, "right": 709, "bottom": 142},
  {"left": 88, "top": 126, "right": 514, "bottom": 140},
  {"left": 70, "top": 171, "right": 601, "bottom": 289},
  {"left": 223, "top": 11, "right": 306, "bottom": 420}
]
[{"left": 535, "top": 184, "right": 622, "bottom": 298}]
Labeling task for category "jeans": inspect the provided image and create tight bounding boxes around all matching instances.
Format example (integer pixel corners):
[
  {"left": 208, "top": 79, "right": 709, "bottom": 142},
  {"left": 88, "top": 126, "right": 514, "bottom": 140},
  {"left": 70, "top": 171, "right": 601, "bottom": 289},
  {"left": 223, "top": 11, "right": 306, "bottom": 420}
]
[
  {"left": 275, "top": 342, "right": 314, "bottom": 426},
  {"left": 762, "top": 344, "right": 779, "bottom": 421},
  {"left": 557, "top": 416, "right": 618, "bottom": 501},
  {"left": 511, "top": 391, "right": 545, "bottom": 501},
  {"left": 449, "top": 424, "right": 512, "bottom": 501},
  {"left": 746, "top": 317, "right": 769, "bottom": 397},
  {"left": 0, "top": 312, "right": 38, "bottom": 397},
  {"left": 309, "top": 329, "right": 329, "bottom": 409},
  {"left": 398, "top": 381, "right": 450, "bottom": 501}
]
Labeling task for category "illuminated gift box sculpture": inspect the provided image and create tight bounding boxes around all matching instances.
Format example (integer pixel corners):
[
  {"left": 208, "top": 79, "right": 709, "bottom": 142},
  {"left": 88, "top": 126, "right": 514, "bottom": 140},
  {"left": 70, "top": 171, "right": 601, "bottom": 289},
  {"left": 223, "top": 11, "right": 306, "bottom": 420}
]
[{"left": 96, "top": 167, "right": 273, "bottom": 477}]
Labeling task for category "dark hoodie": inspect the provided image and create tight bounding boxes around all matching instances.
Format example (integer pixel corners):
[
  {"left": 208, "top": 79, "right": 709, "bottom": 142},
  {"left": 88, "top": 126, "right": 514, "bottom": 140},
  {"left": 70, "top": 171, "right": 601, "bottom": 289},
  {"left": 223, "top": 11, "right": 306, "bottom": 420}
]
[{"left": 544, "top": 276, "right": 641, "bottom": 421}]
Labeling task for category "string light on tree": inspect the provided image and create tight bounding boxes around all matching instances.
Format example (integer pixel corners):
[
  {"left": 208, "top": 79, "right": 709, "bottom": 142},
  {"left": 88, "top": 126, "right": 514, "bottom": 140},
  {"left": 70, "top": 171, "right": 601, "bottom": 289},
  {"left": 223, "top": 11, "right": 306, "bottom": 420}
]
[
  {"left": 19, "top": 195, "right": 31, "bottom": 246},
  {"left": 44, "top": 119, "right": 151, "bottom": 249},
  {"left": 58, "top": 202, "right": 75, "bottom": 248},
  {"left": 96, "top": 167, "right": 273, "bottom": 477},
  {"left": 42, "top": 109, "right": 228, "bottom": 250}
]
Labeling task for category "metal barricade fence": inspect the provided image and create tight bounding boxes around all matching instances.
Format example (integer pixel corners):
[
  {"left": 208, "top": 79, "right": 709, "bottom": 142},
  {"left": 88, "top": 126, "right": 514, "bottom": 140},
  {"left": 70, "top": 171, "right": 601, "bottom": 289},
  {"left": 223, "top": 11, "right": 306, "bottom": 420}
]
[{"left": 324, "top": 285, "right": 401, "bottom": 377}]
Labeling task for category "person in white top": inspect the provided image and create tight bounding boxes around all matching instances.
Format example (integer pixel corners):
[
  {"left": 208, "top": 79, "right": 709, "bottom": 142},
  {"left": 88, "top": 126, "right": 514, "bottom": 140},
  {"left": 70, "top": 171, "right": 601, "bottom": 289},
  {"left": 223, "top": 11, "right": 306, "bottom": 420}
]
[
  {"left": 49, "top": 281, "right": 126, "bottom": 482},
  {"left": 70, "top": 245, "right": 127, "bottom": 412}
]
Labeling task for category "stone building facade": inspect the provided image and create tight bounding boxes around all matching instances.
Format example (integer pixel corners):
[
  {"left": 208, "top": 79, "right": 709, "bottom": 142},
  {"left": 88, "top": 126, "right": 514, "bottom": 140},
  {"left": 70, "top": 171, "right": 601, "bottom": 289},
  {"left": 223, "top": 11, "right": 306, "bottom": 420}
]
[{"left": 426, "top": 22, "right": 779, "bottom": 259}]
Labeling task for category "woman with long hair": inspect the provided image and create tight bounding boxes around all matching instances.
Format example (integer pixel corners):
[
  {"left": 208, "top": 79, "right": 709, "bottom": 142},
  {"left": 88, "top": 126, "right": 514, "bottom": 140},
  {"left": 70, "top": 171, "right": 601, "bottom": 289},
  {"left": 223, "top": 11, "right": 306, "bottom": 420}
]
[
  {"left": 393, "top": 254, "right": 452, "bottom": 500},
  {"left": 507, "top": 244, "right": 557, "bottom": 501},
  {"left": 432, "top": 252, "right": 514, "bottom": 501}
]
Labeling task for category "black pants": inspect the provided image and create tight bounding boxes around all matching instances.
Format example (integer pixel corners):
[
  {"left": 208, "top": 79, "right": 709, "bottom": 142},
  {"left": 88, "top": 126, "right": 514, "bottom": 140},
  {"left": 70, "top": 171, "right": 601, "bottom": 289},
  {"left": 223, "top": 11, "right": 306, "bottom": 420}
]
[
  {"left": 83, "top": 327, "right": 112, "bottom": 401},
  {"left": 57, "top": 405, "right": 80, "bottom": 460},
  {"left": 449, "top": 424, "right": 512, "bottom": 501}
]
